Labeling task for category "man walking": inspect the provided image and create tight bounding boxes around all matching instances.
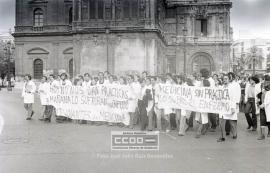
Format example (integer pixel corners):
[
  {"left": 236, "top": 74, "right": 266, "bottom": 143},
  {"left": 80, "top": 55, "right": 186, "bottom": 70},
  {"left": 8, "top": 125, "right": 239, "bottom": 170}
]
[{"left": 244, "top": 76, "right": 260, "bottom": 131}]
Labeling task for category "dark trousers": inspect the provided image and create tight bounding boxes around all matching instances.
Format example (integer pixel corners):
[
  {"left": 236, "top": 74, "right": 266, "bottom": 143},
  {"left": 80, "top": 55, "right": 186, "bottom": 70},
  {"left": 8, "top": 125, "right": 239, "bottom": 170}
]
[
  {"left": 138, "top": 100, "right": 148, "bottom": 130},
  {"left": 208, "top": 113, "right": 218, "bottom": 129},
  {"left": 225, "top": 120, "right": 231, "bottom": 133},
  {"left": 245, "top": 98, "right": 257, "bottom": 129},
  {"left": 44, "top": 105, "right": 54, "bottom": 119},
  {"left": 188, "top": 112, "right": 195, "bottom": 128}
]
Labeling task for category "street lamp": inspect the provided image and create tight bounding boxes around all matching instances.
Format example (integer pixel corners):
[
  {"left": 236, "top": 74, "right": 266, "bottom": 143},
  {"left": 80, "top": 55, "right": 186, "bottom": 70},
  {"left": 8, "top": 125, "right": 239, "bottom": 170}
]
[
  {"left": 183, "top": 26, "right": 187, "bottom": 75},
  {"left": 4, "top": 41, "right": 15, "bottom": 91}
]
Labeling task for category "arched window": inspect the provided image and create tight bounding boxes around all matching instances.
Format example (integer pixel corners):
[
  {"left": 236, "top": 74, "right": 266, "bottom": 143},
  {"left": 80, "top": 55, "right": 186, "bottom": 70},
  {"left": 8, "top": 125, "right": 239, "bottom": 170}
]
[
  {"left": 69, "top": 7, "right": 73, "bottom": 24},
  {"left": 33, "top": 59, "right": 43, "bottom": 79},
  {"left": 69, "top": 59, "right": 73, "bottom": 78},
  {"left": 33, "top": 8, "right": 44, "bottom": 26}
]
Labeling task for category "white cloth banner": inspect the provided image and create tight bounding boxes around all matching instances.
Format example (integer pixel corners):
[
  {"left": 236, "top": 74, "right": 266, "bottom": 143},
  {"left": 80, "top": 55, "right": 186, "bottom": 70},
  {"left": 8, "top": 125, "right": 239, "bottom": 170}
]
[
  {"left": 157, "top": 84, "right": 232, "bottom": 114},
  {"left": 47, "top": 84, "right": 130, "bottom": 125}
]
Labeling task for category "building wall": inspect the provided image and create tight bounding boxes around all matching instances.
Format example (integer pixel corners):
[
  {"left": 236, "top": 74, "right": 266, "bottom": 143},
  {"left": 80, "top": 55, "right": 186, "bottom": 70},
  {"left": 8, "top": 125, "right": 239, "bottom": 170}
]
[
  {"left": 14, "top": 35, "right": 73, "bottom": 76},
  {"left": 72, "top": 32, "right": 161, "bottom": 76},
  {"left": 14, "top": 0, "right": 233, "bottom": 78}
]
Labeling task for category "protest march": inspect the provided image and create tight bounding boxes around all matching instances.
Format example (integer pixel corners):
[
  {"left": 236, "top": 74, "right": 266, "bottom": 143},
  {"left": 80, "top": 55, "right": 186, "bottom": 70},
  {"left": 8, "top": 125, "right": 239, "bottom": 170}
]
[{"left": 21, "top": 69, "right": 270, "bottom": 142}]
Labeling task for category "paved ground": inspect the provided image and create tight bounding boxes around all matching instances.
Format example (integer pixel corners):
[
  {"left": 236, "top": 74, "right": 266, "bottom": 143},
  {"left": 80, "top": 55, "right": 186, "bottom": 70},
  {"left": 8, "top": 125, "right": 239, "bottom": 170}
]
[{"left": 0, "top": 88, "right": 270, "bottom": 173}]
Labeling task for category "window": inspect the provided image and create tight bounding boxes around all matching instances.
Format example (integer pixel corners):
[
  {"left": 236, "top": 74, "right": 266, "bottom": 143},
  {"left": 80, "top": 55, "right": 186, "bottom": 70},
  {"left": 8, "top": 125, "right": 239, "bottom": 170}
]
[
  {"left": 249, "top": 64, "right": 252, "bottom": 69},
  {"left": 33, "top": 8, "right": 44, "bottom": 27},
  {"left": 98, "top": 0, "right": 104, "bottom": 19},
  {"left": 33, "top": 59, "right": 43, "bottom": 79},
  {"left": 195, "top": 19, "right": 207, "bottom": 36},
  {"left": 69, "top": 7, "right": 73, "bottom": 24}
]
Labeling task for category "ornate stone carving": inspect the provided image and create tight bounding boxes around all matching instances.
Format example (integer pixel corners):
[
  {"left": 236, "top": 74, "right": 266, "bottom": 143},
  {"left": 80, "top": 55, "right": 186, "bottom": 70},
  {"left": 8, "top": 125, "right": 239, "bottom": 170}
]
[{"left": 196, "top": 6, "right": 209, "bottom": 18}]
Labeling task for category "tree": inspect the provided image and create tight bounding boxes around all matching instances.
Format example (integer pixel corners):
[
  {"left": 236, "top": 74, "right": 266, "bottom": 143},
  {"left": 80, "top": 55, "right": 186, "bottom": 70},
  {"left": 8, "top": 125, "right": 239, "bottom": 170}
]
[
  {"left": 237, "top": 53, "right": 246, "bottom": 73},
  {"left": 267, "top": 53, "right": 270, "bottom": 72},
  {"left": 244, "top": 46, "right": 264, "bottom": 70},
  {"left": 0, "top": 41, "right": 15, "bottom": 79}
]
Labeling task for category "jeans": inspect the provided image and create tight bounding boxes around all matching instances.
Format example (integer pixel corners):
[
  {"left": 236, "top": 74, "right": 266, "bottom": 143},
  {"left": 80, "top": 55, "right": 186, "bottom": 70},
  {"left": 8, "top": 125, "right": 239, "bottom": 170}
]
[{"left": 245, "top": 98, "right": 257, "bottom": 129}]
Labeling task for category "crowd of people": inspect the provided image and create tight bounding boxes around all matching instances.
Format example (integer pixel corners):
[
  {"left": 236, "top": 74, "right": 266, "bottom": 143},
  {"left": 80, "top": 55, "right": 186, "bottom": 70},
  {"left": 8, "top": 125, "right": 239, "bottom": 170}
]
[{"left": 21, "top": 69, "right": 270, "bottom": 142}]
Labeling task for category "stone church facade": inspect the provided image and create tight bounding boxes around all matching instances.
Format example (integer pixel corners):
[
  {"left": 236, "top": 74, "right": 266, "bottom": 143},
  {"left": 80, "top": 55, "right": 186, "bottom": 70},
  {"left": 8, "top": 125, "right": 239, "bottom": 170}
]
[{"left": 14, "top": 0, "right": 232, "bottom": 79}]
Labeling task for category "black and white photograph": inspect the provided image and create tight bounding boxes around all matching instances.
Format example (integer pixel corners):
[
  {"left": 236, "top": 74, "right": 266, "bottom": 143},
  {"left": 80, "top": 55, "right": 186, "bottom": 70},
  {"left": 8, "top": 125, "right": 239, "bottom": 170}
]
[{"left": 0, "top": 0, "right": 270, "bottom": 172}]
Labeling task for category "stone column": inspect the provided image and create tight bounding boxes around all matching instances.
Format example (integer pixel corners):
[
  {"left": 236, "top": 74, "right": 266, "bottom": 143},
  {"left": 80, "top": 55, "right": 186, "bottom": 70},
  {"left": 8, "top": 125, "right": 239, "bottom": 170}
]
[
  {"left": 52, "top": 42, "right": 59, "bottom": 73},
  {"left": 149, "top": 0, "right": 156, "bottom": 28},
  {"left": 14, "top": 43, "right": 24, "bottom": 76},
  {"left": 107, "top": 34, "right": 114, "bottom": 74},
  {"left": 73, "top": 35, "right": 82, "bottom": 76},
  {"left": 78, "top": 0, "right": 82, "bottom": 22},
  {"left": 112, "top": 0, "right": 115, "bottom": 21}
]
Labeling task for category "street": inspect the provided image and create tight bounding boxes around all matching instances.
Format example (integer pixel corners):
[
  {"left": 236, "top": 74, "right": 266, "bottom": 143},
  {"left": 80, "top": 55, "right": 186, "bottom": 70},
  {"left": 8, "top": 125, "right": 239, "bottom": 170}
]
[{"left": 0, "top": 89, "right": 270, "bottom": 173}]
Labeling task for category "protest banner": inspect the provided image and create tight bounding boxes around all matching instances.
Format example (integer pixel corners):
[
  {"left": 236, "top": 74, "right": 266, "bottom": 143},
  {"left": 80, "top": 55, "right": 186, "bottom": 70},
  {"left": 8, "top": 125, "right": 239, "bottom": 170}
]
[
  {"left": 157, "top": 84, "right": 232, "bottom": 114},
  {"left": 46, "top": 84, "right": 130, "bottom": 125}
]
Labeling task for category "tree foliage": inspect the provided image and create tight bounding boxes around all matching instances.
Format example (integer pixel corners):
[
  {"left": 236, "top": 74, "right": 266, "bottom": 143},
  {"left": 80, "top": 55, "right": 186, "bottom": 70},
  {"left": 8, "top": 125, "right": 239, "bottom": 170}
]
[{"left": 0, "top": 41, "right": 15, "bottom": 79}]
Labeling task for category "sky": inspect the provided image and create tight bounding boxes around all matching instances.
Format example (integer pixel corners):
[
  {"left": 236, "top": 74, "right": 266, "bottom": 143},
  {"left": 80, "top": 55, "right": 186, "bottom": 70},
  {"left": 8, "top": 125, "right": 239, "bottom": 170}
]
[{"left": 0, "top": 0, "right": 270, "bottom": 40}]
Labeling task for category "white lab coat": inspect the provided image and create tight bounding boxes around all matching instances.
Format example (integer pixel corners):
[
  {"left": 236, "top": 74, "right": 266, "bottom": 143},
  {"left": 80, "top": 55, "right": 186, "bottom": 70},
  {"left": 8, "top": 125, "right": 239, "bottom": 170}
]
[
  {"left": 38, "top": 82, "right": 50, "bottom": 105},
  {"left": 263, "top": 91, "right": 270, "bottom": 122},
  {"left": 128, "top": 83, "right": 138, "bottom": 113},
  {"left": 220, "top": 81, "right": 241, "bottom": 120},
  {"left": 22, "top": 80, "right": 36, "bottom": 104},
  {"left": 50, "top": 80, "right": 59, "bottom": 87}
]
